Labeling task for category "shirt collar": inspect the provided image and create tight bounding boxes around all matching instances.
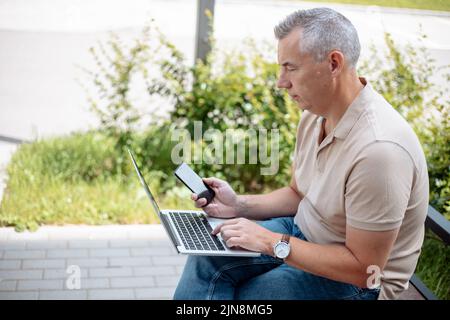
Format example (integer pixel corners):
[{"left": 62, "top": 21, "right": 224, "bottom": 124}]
[{"left": 333, "top": 77, "right": 372, "bottom": 140}]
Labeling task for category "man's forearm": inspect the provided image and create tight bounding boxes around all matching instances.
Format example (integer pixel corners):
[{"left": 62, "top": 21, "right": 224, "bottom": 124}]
[
  {"left": 286, "top": 239, "right": 371, "bottom": 288},
  {"left": 261, "top": 233, "right": 370, "bottom": 288},
  {"left": 237, "top": 186, "right": 303, "bottom": 220}
]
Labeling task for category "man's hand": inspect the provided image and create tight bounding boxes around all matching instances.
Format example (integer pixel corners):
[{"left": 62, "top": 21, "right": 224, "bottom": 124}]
[
  {"left": 211, "top": 218, "right": 280, "bottom": 255},
  {"left": 191, "top": 177, "right": 240, "bottom": 218}
]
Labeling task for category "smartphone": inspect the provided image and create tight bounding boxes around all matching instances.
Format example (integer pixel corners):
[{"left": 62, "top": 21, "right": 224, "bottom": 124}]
[{"left": 174, "top": 163, "right": 215, "bottom": 206}]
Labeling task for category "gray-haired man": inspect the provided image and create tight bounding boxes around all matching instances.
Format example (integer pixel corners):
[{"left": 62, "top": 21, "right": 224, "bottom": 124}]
[{"left": 174, "top": 7, "right": 429, "bottom": 300}]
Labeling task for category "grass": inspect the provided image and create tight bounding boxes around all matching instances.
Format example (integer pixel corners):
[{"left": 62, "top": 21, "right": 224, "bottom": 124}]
[
  {"left": 416, "top": 232, "right": 450, "bottom": 299},
  {"left": 0, "top": 177, "right": 156, "bottom": 230},
  {"left": 0, "top": 174, "right": 197, "bottom": 231},
  {"left": 0, "top": 132, "right": 196, "bottom": 231},
  {"left": 293, "top": 0, "right": 450, "bottom": 11}
]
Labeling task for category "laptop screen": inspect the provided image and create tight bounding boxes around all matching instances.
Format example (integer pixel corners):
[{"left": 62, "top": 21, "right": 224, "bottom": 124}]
[{"left": 127, "top": 148, "right": 162, "bottom": 218}]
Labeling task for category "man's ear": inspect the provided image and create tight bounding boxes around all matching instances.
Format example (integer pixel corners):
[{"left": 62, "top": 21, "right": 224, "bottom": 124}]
[{"left": 328, "top": 50, "right": 345, "bottom": 76}]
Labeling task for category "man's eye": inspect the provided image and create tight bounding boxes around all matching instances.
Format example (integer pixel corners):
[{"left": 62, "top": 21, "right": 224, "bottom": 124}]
[{"left": 287, "top": 68, "right": 296, "bottom": 72}]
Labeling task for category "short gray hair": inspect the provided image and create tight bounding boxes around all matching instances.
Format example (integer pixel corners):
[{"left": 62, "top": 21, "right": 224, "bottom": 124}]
[{"left": 274, "top": 8, "right": 361, "bottom": 68}]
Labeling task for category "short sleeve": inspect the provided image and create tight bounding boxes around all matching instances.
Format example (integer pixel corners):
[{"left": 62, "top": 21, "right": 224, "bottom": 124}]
[{"left": 345, "top": 142, "right": 415, "bottom": 231}]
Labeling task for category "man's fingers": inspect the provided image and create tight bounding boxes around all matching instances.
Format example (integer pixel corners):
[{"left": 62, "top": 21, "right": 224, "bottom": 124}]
[
  {"left": 192, "top": 193, "right": 208, "bottom": 208},
  {"left": 203, "top": 177, "right": 223, "bottom": 188},
  {"left": 212, "top": 224, "right": 222, "bottom": 235},
  {"left": 203, "top": 203, "right": 218, "bottom": 216},
  {"left": 194, "top": 198, "right": 207, "bottom": 208},
  {"left": 226, "top": 237, "right": 243, "bottom": 249},
  {"left": 220, "top": 229, "right": 241, "bottom": 241},
  {"left": 211, "top": 218, "right": 241, "bottom": 235}
]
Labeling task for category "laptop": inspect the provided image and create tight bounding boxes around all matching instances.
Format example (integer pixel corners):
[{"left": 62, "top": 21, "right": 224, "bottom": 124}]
[{"left": 128, "top": 149, "right": 260, "bottom": 257}]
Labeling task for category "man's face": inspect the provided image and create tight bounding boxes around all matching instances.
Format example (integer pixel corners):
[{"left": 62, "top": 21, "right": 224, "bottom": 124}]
[{"left": 277, "top": 28, "right": 332, "bottom": 114}]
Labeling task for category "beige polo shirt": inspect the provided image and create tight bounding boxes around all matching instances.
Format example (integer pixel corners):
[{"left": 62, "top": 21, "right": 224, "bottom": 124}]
[{"left": 293, "top": 78, "right": 429, "bottom": 300}]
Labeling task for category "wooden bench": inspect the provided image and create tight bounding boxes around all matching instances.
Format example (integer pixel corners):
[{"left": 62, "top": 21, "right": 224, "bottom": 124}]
[{"left": 398, "top": 205, "right": 450, "bottom": 300}]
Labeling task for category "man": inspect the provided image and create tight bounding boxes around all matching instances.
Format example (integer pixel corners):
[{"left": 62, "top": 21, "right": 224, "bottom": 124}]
[{"left": 174, "top": 7, "right": 429, "bottom": 300}]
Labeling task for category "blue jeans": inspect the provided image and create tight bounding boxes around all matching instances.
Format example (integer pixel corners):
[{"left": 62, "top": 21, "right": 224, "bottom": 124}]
[{"left": 173, "top": 216, "right": 380, "bottom": 300}]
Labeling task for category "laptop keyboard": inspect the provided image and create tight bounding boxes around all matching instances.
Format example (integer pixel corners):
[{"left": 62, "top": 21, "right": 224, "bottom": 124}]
[{"left": 169, "top": 212, "right": 226, "bottom": 251}]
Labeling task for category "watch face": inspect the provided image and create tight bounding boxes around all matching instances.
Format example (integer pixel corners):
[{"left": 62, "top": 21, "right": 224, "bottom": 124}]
[{"left": 275, "top": 242, "right": 290, "bottom": 259}]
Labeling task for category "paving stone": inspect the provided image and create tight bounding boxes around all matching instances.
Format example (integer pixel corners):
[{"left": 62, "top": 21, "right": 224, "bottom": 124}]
[
  {"left": 3, "top": 250, "right": 45, "bottom": 259},
  {"left": 109, "top": 257, "right": 152, "bottom": 267},
  {"left": 0, "top": 291, "right": 39, "bottom": 300},
  {"left": 44, "top": 268, "right": 88, "bottom": 279},
  {"left": 110, "top": 277, "right": 155, "bottom": 288},
  {"left": 78, "top": 278, "right": 109, "bottom": 290},
  {"left": 109, "top": 240, "right": 150, "bottom": 248},
  {"left": 135, "top": 287, "right": 174, "bottom": 300},
  {"left": 22, "top": 259, "right": 65, "bottom": 269},
  {"left": 39, "top": 290, "right": 87, "bottom": 300},
  {"left": 0, "top": 260, "right": 21, "bottom": 269},
  {"left": 133, "top": 266, "right": 176, "bottom": 277},
  {"left": 0, "top": 280, "right": 17, "bottom": 291},
  {"left": 47, "top": 249, "right": 88, "bottom": 258},
  {"left": 66, "top": 258, "right": 108, "bottom": 268},
  {"left": 0, "top": 270, "right": 43, "bottom": 280},
  {"left": 17, "top": 279, "right": 63, "bottom": 291},
  {"left": 89, "top": 267, "right": 133, "bottom": 278},
  {"left": 7, "top": 231, "right": 48, "bottom": 241},
  {"left": 89, "top": 248, "right": 130, "bottom": 257},
  {"left": 88, "top": 289, "right": 134, "bottom": 300},
  {"left": 175, "top": 266, "right": 185, "bottom": 275},
  {"left": 155, "top": 275, "right": 180, "bottom": 287},
  {"left": 0, "top": 241, "right": 26, "bottom": 250},
  {"left": 130, "top": 247, "right": 174, "bottom": 257},
  {"left": 151, "top": 256, "right": 187, "bottom": 266},
  {"left": 26, "top": 241, "right": 68, "bottom": 250},
  {"left": 69, "top": 240, "right": 108, "bottom": 249}
]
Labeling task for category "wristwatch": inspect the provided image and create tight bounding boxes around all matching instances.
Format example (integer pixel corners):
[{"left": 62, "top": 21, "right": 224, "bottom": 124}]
[{"left": 273, "top": 234, "right": 291, "bottom": 260}]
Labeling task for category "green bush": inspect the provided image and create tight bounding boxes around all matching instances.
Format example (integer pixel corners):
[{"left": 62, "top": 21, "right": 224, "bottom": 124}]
[
  {"left": 8, "top": 131, "right": 120, "bottom": 183},
  {"left": 134, "top": 125, "right": 180, "bottom": 178},
  {"left": 170, "top": 42, "right": 299, "bottom": 193},
  {"left": 423, "top": 106, "right": 450, "bottom": 218}
]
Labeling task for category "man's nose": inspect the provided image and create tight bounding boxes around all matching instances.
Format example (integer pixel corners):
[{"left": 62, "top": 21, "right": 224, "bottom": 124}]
[{"left": 277, "top": 76, "right": 291, "bottom": 89}]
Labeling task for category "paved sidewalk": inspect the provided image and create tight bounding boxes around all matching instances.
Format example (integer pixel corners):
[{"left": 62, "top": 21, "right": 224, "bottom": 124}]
[{"left": 0, "top": 224, "right": 187, "bottom": 300}]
